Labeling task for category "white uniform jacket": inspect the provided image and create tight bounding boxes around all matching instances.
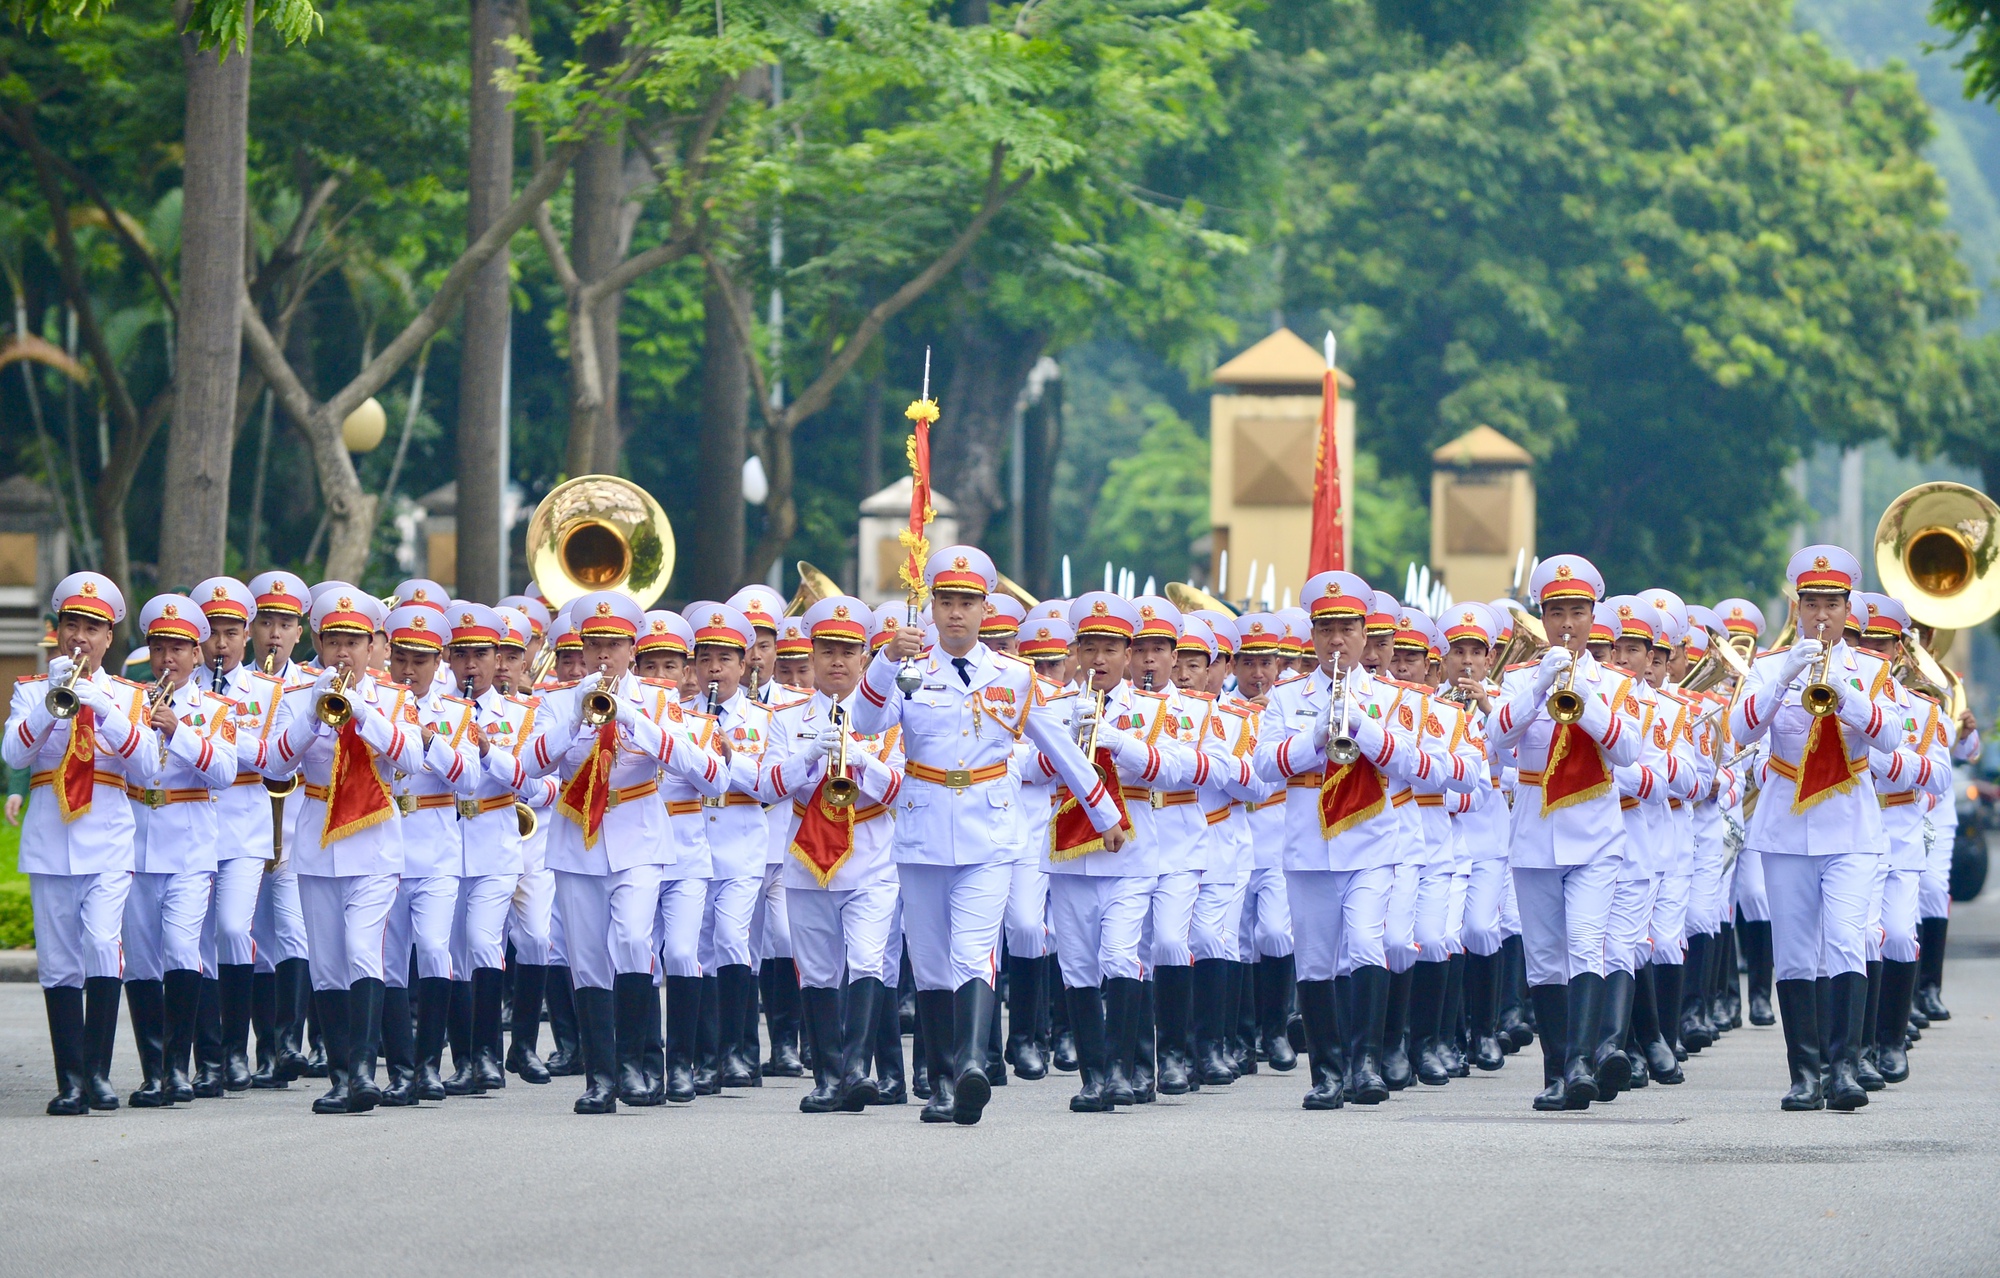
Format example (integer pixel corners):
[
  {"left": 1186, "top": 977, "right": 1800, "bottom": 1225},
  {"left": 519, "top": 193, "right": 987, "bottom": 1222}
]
[
  {"left": 854, "top": 642, "right": 1119, "bottom": 868},
  {"left": 756, "top": 689, "right": 906, "bottom": 891},
  {"left": 1036, "top": 678, "right": 1197, "bottom": 878},
  {"left": 6, "top": 670, "right": 158, "bottom": 875},
  {"left": 206, "top": 663, "right": 291, "bottom": 863},
  {"left": 1870, "top": 683, "right": 1953, "bottom": 872},
  {"left": 1394, "top": 684, "right": 1488, "bottom": 870},
  {"left": 1252, "top": 665, "right": 1428, "bottom": 873},
  {"left": 1488, "top": 651, "right": 1643, "bottom": 869},
  {"left": 1608, "top": 674, "right": 1677, "bottom": 880},
  {"left": 1196, "top": 696, "right": 1275, "bottom": 883},
  {"left": 131, "top": 678, "right": 239, "bottom": 875},
  {"left": 464, "top": 686, "right": 560, "bottom": 877},
  {"left": 392, "top": 683, "right": 483, "bottom": 879},
  {"left": 266, "top": 673, "right": 423, "bottom": 878},
  {"left": 682, "top": 687, "right": 772, "bottom": 880}
]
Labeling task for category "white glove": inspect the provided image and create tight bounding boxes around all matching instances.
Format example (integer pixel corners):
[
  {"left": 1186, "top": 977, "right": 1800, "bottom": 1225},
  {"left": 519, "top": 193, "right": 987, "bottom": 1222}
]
[
  {"left": 1348, "top": 710, "right": 1387, "bottom": 764},
  {"left": 1779, "top": 640, "right": 1820, "bottom": 689},
  {"left": 613, "top": 695, "right": 639, "bottom": 731},
  {"left": 76, "top": 678, "right": 116, "bottom": 717},
  {"left": 1071, "top": 701, "right": 1098, "bottom": 742},
  {"left": 812, "top": 728, "right": 843, "bottom": 764},
  {"left": 1532, "top": 648, "right": 1570, "bottom": 699},
  {"left": 1313, "top": 695, "right": 1334, "bottom": 752},
  {"left": 46, "top": 655, "right": 74, "bottom": 685}
]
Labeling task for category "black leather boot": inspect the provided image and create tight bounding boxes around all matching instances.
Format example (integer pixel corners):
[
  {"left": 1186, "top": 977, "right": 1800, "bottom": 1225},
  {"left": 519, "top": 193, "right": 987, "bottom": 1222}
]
[
  {"left": 1740, "top": 919, "right": 1775, "bottom": 1025},
  {"left": 543, "top": 965, "right": 582, "bottom": 1076},
  {"left": 415, "top": 976, "right": 450, "bottom": 1100},
  {"left": 471, "top": 967, "right": 508, "bottom": 1091},
  {"left": 1005, "top": 954, "right": 1049, "bottom": 1080},
  {"left": 1381, "top": 965, "right": 1413, "bottom": 1091},
  {"left": 1346, "top": 965, "right": 1391, "bottom": 1104},
  {"left": 1132, "top": 981, "right": 1157, "bottom": 1103},
  {"left": 126, "top": 978, "right": 173, "bottom": 1108},
  {"left": 443, "top": 979, "right": 481, "bottom": 1095},
  {"left": 162, "top": 969, "right": 200, "bottom": 1103},
  {"left": 218, "top": 963, "right": 254, "bottom": 1090},
  {"left": 1441, "top": 953, "right": 1469, "bottom": 1076},
  {"left": 1225, "top": 961, "right": 1253, "bottom": 1075},
  {"left": 916, "top": 989, "right": 957, "bottom": 1122},
  {"left": 1713, "top": 924, "right": 1738, "bottom": 1030},
  {"left": 1065, "top": 984, "right": 1114, "bottom": 1112},
  {"left": 1498, "top": 935, "right": 1534, "bottom": 1049},
  {"left": 1652, "top": 961, "right": 1686, "bottom": 1061},
  {"left": 1102, "top": 979, "right": 1141, "bottom": 1106},
  {"left": 1916, "top": 916, "right": 1951, "bottom": 1020},
  {"left": 192, "top": 977, "right": 226, "bottom": 1097},
  {"left": 1856, "top": 960, "right": 1886, "bottom": 1091},
  {"left": 910, "top": 1006, "right": 931, "bottom": 1101},
  {"left": 1466, "top": 951, "right": 1505, "bottom": 1071},
  {"left": 345, "top": 978, "right": 384, "bottom": 1113},
  {"left": 1876, "top": 958, "right": 1918, "bottom": 1083},
  {"left": 662, "top": 974, "right": 700, "bottom": 1102},
  {"left": 1296, "top": 978, "right": 1344, "bottom": 1110},
  {"left": 273, "top": 957, "right": 313, "bottom": 1082},
  {"left": 249, "top": 969, "right": 282, "bottom": 1088},
  {"left": 310, "top": 989, "right": 353, "bottom": 1114},
  {"left": 1154, "top": 965, "right": 1194, "bottom": 1095},
  {"left": 1825, "top": 970, "right": 1870, "bottom": 1111},
  {"left": 572, "top": 986, "right": 619, "bottom": 1114},
  {"left": 761, "top": 958, "right": 806, "bottom": 1076},
  {"left": 716, "top": 964, "right": 760, "bottom": 1087},
  {"left": 1561, "top": 972, "right": 1604, "bottom": 1109},
  {"left": 1529, "top": 983, "right": 1568, "bottom": 1111},
  {"left": 1592, "top": 968, "right": 1635, "bottom": 1099},
  {"left": 1679, "top": 935, "right": 1712, "bottom": 1052},
  {"left": 506, "top": 962, "right": 550, "bottom": 1083},
  {"left": 872, "top": 986, "right": 907, "bottom": 1104},
  {"left": 798, "top": 985, "right": 845, "bottom": 1113},
  {"left": 950, "top": 979, "right": 996, "bottom": 1125},
  {"left": 614, "top": 972, "right": 662, "bottom": 1106},
  {"left": 693, "top": 975, "right": 721, "bottom": 1094},
  {"left": 1192, "top": 958, "right": 1236, "bottom": 1086},
  {"left": 82, "top": 975, "right": 122, "bottom": 1110},
  {"left": 1249, "top": 955, "right": 1288, "bottom": 1071},
  {"left": 44, "top": 986, "right": 90, "bottom": 1116},
  {"left": 304, "top": 1003, "right": 328, "bottom": 1079},
  {"left": 836, "top": 977, "right": 884, "bottom": 1112},
  {"left": 1776, "top": 978, "right": 1824, "bottom": 1111},
  {"left": 1408, "top": 960, "right": 1450, "bottom": 1087},
  {"left": 1049, "top": 953, "right": 1078, "bottom": 1073},
  {"left": 379, "top": 984, "right": 419, "bottom": 1106},
  {"left": 1330, "top": 974, "right": 1355, "bottom": 1099},
  {"left": 1633, "top": 964, "right": 1682, "bottom": 1083}
]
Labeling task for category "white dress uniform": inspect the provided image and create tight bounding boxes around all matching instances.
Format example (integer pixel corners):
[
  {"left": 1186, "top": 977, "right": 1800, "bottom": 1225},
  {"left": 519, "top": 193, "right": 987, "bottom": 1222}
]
[
  {"left": 384, "top": 674, "right": 480, "bottom": 988},
  {"left": 1487, "top": 555, "right": 1643, "bottom": 1110},
  {"left": 1729, "top": 546, "right": 1906, "bottom": 1110},
  {"left": 1230, "top": 616, "right": 1294, "bottom": 975},
  {"left": 852, "top": 547, "right": 1119, "bottom": 1124}
]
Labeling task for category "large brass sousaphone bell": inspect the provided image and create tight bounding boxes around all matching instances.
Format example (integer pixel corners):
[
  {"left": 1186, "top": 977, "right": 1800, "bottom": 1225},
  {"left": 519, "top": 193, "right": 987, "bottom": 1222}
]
[
  {"left": 527, "top": 475, "right": 676, "bottom": 610},
  {"left": 1875, "top": 481, "right": 2000, "bottom": 631}
]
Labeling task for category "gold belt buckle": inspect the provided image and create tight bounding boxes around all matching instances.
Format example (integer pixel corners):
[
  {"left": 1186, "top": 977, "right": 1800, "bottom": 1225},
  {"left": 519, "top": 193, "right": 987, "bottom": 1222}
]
[
  {"left": 457, "top": 799, "right": 482, "bottom": 820},
  {"left": 1149, "top": 790, "right": 1165, "bottom": 810},
  {"left": 702, "top": 795, "right": 722, "bottom": 809},
  {"left": 943, "top": 768, "right": 973, "bottom": 790},
  {"left": 395, "top": 794, "right": 416, "bottom": 816},
  {"left": 607, "top": 789, "right": 623, "bottom": 810},
  {"left": 140, "top": 788, "right": 165, "bottom": 808}
]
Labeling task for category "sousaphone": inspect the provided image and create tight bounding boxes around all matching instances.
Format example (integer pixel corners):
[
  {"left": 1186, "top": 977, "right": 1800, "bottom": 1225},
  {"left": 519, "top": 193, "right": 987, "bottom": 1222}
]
[{"left": 526, "top": 475, "right": 676, "bottom": 610}]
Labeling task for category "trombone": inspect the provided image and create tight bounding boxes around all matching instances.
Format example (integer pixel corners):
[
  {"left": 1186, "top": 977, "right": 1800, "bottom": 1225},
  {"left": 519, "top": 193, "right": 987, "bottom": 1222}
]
[
  {"left": 1547, "top": 634, "right": 1585, "bottom": 725},
  {"left": 46, "top": 646, "right": 87, "bottom": 719},
  {"left": 824, "top": 705, "right": 858, "bottom": 809}
]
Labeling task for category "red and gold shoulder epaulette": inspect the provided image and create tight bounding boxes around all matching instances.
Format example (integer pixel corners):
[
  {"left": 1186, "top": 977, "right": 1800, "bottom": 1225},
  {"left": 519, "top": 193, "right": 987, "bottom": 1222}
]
[
  {"left": 1505, "top": 661, "right": 1539, "bottom": 672},
  {"left": 1180, "top": 689, "right": 1216, "bottom": 703},
  {"left": 17, "top": 673, "right": 46, "bottom": 683},
  {"left": 442, "top": 694, "right": 473, "bottom": 707},
  {"left": 1910, "top": 689, "right": 1941, "bottom": 707}
]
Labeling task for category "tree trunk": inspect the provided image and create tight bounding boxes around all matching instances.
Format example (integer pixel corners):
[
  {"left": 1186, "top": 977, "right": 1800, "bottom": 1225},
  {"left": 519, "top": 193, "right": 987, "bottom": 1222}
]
[
  {"left": 933, "top": 310, "right": 1046, "bottom": 547},
  {"left": 456, "top": 0, "right": 519, "bottom": 602},
  {"left": 565, "top": 27, "right": 629, "bottom": 478},
  {"left": 1021, "top": 361, "right": 1061, "bottom": 598},
  {"left": 691, "top": 273, "right": 748, "bottom": 598},
  {"left": 159, "top": 14, "right": 250, "bottom": 588}
]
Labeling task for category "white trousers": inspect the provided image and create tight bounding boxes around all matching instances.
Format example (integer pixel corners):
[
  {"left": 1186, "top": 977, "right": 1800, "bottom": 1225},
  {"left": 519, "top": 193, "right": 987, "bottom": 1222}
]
[
  {"left": 1383, "top": 861, "right": 1419, "bottom": 974},
  {"left": 30, "top": 871, "right": 130, "bottom": 988},
  {"left": 789, "top": 880, "right": 899, "bottom": 987},
  {"left": 383, "top": 874, "right": 458, "bottom": 986},
  {"left": 1919, "top": 824, "right": 1953, "bottom": 920},
  {"left": 454, "top": 873, "right": 517, "bottom": 974},
  {"left": 1512, "top": 857, "right": 1619, "bottom": 986},
  {"left": 555, "top": 865, "right": 665, "bottom": 991},
  {"left": 252, "top": 863, "right": 309, "bottom": 971},
  {"left": 207, "top": 857, "right": 263, "bottom": 968},
  {"left": 1190, "top": 871, "right": 1248, "bottom": 963},
  {"left": 1881, "top": 867, "right": 1921, "bottom": 964},
  {"left": 1239, "top": 865, "right": 1293, "bottom": 960},
  {"left": 1865, "top": 856, "right": 1889, "bottom": 963},
  {"left": 1286, "top": 865, "right": 1393, "bottom": 981},
  {"left": 1733, "top": 849, "right": 1770, "bottom": 922},
  {"left": 1651, "top": 872, "right": 1691, "bottom": 963},
  {"left": 298, "top": 872, "right": 399, "bottom": 991},
  {"left": 1004, "top": 858, "right": 1051, "bottom": 958},
  {"left": 1444, "top": 868, "right": 1469, "bottom": 955},
  {"left": 508, "top": 866, "right": 556, "bottom": 966},
  {"left": 1689, "top": 849, "right": 1725, "bottom": 935},
  {"left": 751, "top": 861, "right": 792, "bottom": 961},
  {"left": 898, "top": 860, "right": 1008, "bottom": 992},
  {"left": 1500, "top": 865, "right": 1521, "bottom": 936},
  {"left": 700, "top": 874, "right": 759, "bottom": 972},
  {"left": 1764, "top": 850, "right": 1873, "bottom": 982},
  {"left": 1143, "top": 868, "right": 1200, "bottom": 969},
  {"left": 1462, "top": 859, "right": 1509, "bottom": 957},
  {"left": 1412, "top": 865, "right": 1455, "bottom": 964},
  {"left": 655, "top": 876, "right": 708, "bottom": 977},
  {"left": 1604, "top": 873, "right": 1660, "bottom": 976},
  {"left": 1049, "top": 873, "right": 1155, "bottom": 987},
  {"left": 123, "top": 870, "right": 213, "bottom": 981}
]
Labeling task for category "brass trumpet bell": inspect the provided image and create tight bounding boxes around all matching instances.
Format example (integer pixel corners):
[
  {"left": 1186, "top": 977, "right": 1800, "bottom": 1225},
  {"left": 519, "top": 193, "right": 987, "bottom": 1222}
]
[
  {"left": 1874, "top": 481, "right": 2000, "bottom": 630},
  {"left": 527, "top": 475, "right": 676, "bottom": 611}
]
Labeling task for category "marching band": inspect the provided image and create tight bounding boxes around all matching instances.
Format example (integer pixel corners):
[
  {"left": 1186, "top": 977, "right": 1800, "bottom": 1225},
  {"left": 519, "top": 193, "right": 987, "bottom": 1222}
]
[{"left": 6, "top": 479, "right": 1988, "bottom": 1121}]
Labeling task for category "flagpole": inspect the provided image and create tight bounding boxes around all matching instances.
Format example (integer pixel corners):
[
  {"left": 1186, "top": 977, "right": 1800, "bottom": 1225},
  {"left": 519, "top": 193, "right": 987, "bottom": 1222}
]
[{"left": 896, "top": 347, "right": 938, "bottom": 697}]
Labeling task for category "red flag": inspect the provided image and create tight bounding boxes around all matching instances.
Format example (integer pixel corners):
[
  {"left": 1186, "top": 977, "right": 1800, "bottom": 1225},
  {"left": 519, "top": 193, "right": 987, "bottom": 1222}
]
[
  {"left": 320, "top": 720, "right": 397, "bottom": 846},
  {"left": 54, "top": 706, "right": 97, "bottom": 823},
  {"left": 900, "top": 353, "right": 939, "bottom": 601},
  {"left": 1308, "top": 333, "right": 1344, "bottom": 574}
]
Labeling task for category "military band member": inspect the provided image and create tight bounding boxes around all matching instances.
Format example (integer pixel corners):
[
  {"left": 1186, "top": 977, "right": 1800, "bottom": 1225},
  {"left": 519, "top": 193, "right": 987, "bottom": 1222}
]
[
  {"left": 123, "top": 595, "right": 239, "bottom": 1106},
  {"left": 491, "top": 605, "right": 564, "bottom": 1082},
  {"left": 1715, "top": 596, "right": 1775, "bottom": 1025},
  {"left": 756, "top": 596, "right": 908, "bottom": 1111},
  {"left": 774, "top": 615, "right": 814, "bottom": 689},
  {"left": 1915, "top": 617, "right": 1980, "bottom": 1024},
  {"left": 1230, "top": 613, "right": 1298, "bottom": 1071},
  {"left": 1730, "top": 546, "right": 1905, "bottom": 1111},
  {"left": 859, "top": 547, "right": 1127, "bottom": 1125},
  {"left": 982, "top": 595, "right": 1054, "bottom": 1080},
  {"left": 1488, "top": 555, "right": 1643, "bottom": 1111}
]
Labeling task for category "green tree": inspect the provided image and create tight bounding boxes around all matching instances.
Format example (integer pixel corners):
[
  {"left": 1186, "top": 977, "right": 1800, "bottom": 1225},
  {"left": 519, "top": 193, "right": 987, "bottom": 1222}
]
[{"left": 1079, "top": 403, "right": 1209, "bottom": 588}]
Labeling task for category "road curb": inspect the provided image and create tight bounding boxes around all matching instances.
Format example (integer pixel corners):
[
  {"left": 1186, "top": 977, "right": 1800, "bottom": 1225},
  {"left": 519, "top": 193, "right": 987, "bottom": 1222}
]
[{"left": 0, "top": 951, "right": 39, "bottom": 982}]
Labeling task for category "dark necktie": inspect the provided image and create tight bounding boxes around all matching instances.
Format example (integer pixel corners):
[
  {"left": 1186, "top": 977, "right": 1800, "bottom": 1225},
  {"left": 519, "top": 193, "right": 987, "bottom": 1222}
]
[{"left": 953, "top": 657, "right": 972, "bottom": 686}]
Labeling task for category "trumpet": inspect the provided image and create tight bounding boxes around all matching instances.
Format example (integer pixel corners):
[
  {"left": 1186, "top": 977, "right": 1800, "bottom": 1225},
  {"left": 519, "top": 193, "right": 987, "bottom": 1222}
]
[
  {"left": 825, "top": 705, "right": 858, "bottom": 809},
  {"left": 1327, "top": 667, "right": 1361, "bottom": 766},
  {"left": 316, "top": 667, "right": 356, "bottom": 728},
  {"left": 1801, "top": 622, "right": 1838, "bottom": 718},
  {"left": 1547, "top": 634, "right": 1585, "bottom": 725},
  {"left": 1074, "top": 686, "right": 1108, "bottom": 756},
  {"left": 581, "top": 664, "right": 618, "bottom": 727},
  {"left": 261, "top": 647, "right": 300, "bottom": 799},
  {"left": 46, "top": 647, "right": 87, "bottom": 719}
]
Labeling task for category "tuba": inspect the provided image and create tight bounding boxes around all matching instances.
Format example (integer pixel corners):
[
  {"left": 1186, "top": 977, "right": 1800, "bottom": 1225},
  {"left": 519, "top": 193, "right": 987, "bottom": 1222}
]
[
  {"left": 526, "top": 475, "right": 676, "bottom": 611},
  {"left": 1487, "top": 600, "right": 1547, "bottom": 681},
  {"left": 1166, "top": 581, "right": 1233, "bottom": 618},
  {"left": 1874, "top": 481, "right": 1999, "bottom": 722},
  {"left": 785, "top": 561, "right": 844, "bottom": 617},
  {"left": 1679, "top": 626, "right": 1752, "bottom": 695}
]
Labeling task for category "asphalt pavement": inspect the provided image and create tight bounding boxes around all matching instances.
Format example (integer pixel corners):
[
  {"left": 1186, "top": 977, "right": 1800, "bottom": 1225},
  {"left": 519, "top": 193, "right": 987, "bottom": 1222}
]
[{"left": 4, "top": 900, "right": 2000, "bottom": 1277}]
